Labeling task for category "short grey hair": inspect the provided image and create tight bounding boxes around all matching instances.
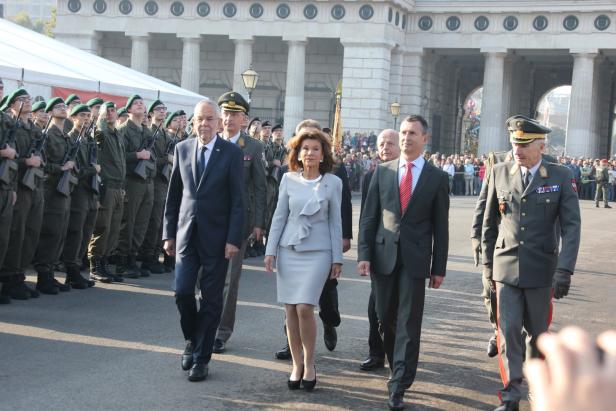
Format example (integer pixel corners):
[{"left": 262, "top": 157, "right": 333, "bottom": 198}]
[
  {"left": 377, "top": 128, "right": 399, "bottom": 144},
  {"left": 193, "top": 98, "right": 220, "bottom": 117}
]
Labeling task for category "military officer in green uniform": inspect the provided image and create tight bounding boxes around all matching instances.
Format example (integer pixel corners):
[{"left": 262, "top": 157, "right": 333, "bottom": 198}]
[
  {"left": 0, "top": 85, "right": 19, "bottom": 304},
  {"left": 115, "top": 94, "right": 154, "bottom": 278},
  {"left": 88, "top": 102, "right": 125, "bottom": 283},
  {"left": 482, "top": 116, "right": 581, "bottom": 411},
  {"left": 31, "top": 97, "right": 75, "bottom": 294},
  {"left": 138, "top": 99, "right": 171, "bottom": 274},
  {"left": 594, "top": 158, "right": 611, "bottom": 208},
  {"left": 60, "top": 104, "right": 98, "bottom": 289},
  {"left": 213, "top": 91, "right": 267, "bottom": 353},
  {"left": 0, "top": 89, "right": 45, "bottom": 300}
]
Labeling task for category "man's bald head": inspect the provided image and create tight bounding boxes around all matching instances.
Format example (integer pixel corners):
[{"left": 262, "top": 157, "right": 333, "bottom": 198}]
[{"left": 377, "top": 129, "right": 401, "bottom": 162}]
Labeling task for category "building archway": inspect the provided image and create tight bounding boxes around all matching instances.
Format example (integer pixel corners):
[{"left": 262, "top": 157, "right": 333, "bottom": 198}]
[
  {"left": 460, "top": 86, "right": 482, "bottom": 154},
  {"left": 535, "top": 85, "right": 571, "bottom": 156}
]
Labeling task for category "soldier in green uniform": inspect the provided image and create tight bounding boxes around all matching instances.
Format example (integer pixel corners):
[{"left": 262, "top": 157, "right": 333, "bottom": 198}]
[
  {"left": 63, "top": 94, "right": 81, "bottom": 134},
  {"left": 88, "top": 102, "right": 125, "bottom": 283},
  {"left": 0, "top": 83, "right": 19, "bottom": 304},
  {"left": 31, "top": 101, "right": 48, "bottom": 131},
  {"left": 0, "top": 89, "right": 44, "bottom": 300},
  {"left": 115, "top": 94, "right": 154, "bottom": 278},
  {"left": 86, "top": 97, "right": 104, "bottom": 124},
  {"left": 594, "top": 158, "right": 611, "bottom": 208},
  {"left": 31, "top": 97, "right": 75, "bottom": 294},
  {"left": 60, "top": 104, "right": 98, "bottom": 289},
  {"left": 116, "top": 107, "right": 129, "bottom": 127},
  {"left": 138, "top": 99, "right": 171, "bottom": 274},
  {"left": 482, "top": 116, "right": 581, "bottom": 411}
]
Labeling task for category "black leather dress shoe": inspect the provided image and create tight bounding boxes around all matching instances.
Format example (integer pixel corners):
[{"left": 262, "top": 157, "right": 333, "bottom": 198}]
[
  {"left": 182, "top": 342, "right": 194, "bottom": 371},
  {"left": 487, "top": 335, "right": 498, "bottom": 358},
  {"left": 212, "top": 338, "right": 226, "bottom": 354},
  {"left": 388, "top": 392, "right": 405, "bottom": 411},
  {"left": 360, "top": 357, "right": 385, "bottom": 371},
  {"left": 323, "top": 324, "right": 337, "bottom": 351},
  {"left": 494, "top": 400, "right": 519, "bottom": 411},
  {"left": 275, "top": 343, "right": 291, "bottom": 360},
  {"left": 187, "top": 363, "right": 208, "bottom": 382}
]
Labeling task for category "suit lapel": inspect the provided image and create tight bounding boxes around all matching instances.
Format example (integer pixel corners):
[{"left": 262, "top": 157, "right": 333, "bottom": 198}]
[
  {"left": 509, "top": 163, "right": 524, "bottom": 197},
  {"left": 522, "top": 160, "right": 545, "bottom": 198},
  {"left": 190, "top": 138, "right": 198, "bottom": 189},
  {"left": 385, "top": 160, "right": 402, "bottom": 217},
  {"left": 198, "top": 136, "right": 223, "bottom": 191}
]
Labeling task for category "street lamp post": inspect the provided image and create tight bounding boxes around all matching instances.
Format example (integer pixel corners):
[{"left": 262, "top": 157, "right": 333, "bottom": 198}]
[
  {"left": 241, "top": 66, "right": 259, "bottom": 102},
  {"left": 390, "top": 102, "right": 401, "bottom": 129}
]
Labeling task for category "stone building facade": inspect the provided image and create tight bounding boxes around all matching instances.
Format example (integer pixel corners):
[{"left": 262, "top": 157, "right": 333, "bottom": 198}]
[{"left": 55, "top": 0, "right": 616, "bottom": 157}]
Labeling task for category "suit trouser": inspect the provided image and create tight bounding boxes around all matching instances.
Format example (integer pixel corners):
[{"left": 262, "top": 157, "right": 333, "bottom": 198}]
[
  {"left": 62, "top": 187, "right": 97, "bottom": 269},
  {"left": 88, "top": 186, "right": 123, "bottom": 258},
  {"left": 139, "top": 179, "right": 167, "bottom": 259},
  {"left": 367, "top": 288, "right": 385, "bottom": 359},
  {"left": 117, "top": 177, "right": 153, "bottom": 258},
  {"left": 1, "top": 185, "right": 44, "bottom": 276},
  {"left": 174, "top": 230, "right": 229, "bottom": 365},
  {"left": 595, "top": 183, "right": 609, "bottom": 206},
  {"left": 372, "top": 268, "right": 426, "bottom": 395},
  {"left": 0, "top": 189, "right": 14, "bottom": 280},
  {"left": 32, "top": 183, "right": 71, "bottom": 274},
  {"left": 216, "top": 239, "right": 249, "bottom": 342},
  {"left": 496, "top": 283, "right": 551, "bottom": 402},
  {"left": 481, "top": 275, "right": 498, "bottom": 334}
]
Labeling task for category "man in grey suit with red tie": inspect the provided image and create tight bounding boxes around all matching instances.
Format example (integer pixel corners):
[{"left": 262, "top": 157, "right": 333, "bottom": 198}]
[
  {"left": 358, "top": 115, "right": 450, "bottom": 411},
  {"left": 163, "top": 99, "right": 244, "bottom": 382}
]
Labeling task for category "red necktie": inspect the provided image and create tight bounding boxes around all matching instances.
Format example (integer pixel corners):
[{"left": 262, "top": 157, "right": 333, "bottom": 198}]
[{"left": 400, "top": 162, "right": 413, "bottom": 214}]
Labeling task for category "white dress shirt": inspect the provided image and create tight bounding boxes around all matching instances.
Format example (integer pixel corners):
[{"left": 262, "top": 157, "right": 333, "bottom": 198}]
[
  {"left": 398, "top": 155, "right": 426, "bottom": 195},
  {"left": 196, "top": 135, "right": 217, "bottom": 171},
  {"left": 521, "top": 159, "right": 542, "bottom": 185},
  {"left": 225, "top": 132, "right": 241, "bottom": 144}
]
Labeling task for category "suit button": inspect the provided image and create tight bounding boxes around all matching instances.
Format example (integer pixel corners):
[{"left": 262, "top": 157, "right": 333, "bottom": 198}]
[
  {"left": 522, "top": 212, "right": 526, "bottom": 217},
  {"left": 546, "top": 199, "right": 550, "bottom": 203},
  {"left": 521, "top": 227, "right": 525, "bottom": 231},
  {"left": 520, "top": 240, "right": 525, "bottom": 245},
  {"left": 522, "top": 199, "right": 527, "bottom": 203}
]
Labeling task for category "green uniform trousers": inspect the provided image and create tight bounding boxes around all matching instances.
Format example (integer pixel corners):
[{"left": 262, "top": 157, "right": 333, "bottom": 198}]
[
  {"left": 117, "top": 177, "right": 153, "bottom": 257},
  {"left": 595, "top": 183, "right": 609, "bottom": 206},
  {"left": 138, "top": 179, "right": 167, "bottom": 259},
  {"left": 1, "top": 184, "right": 44, "bottom": 275},
  {"left": 62, "top": 187, "right": 98, "bottom": 269},
  {"left": 0, "top": 189, "right": 15, "bottom": 278},
  {"left": 88, "top": 186, "right": 124, "bottom": 259},
  {"left": 32, "top": 182, "right": 71, "bottom": 274}
]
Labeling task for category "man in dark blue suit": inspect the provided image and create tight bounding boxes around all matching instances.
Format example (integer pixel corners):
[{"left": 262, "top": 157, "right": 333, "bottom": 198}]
[{"left": 163, "top": 99, "right": 244, "bottom": 382}]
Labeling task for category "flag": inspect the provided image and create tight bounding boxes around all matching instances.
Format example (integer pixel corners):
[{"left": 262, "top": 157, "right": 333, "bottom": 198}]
[{"left": 332, "top": 80, "right": 343, "bottom": 153}]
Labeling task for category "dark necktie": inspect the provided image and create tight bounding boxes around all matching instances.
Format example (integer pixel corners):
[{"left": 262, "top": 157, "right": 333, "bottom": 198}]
[
  {"left": 523, "top": 171, "right": 532, "bottom": 189},
  {"left": 198, "top": 146, "right": 208, "bottom": 177}
]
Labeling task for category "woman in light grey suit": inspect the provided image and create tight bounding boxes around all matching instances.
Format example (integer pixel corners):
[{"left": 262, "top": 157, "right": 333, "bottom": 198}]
[{"left": 265, "top": 129, "right": 343, "bottom": 391}]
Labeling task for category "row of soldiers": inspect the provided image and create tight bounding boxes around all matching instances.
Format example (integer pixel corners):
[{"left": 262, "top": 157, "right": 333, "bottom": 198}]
[{"left": 0, "top": 84, "right": 193, "bottom": 302}]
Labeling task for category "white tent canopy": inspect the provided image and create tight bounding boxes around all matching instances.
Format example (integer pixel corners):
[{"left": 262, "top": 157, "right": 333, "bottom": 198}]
[{"left": 0, "top": 18, "right": 204, "bottom": 111}]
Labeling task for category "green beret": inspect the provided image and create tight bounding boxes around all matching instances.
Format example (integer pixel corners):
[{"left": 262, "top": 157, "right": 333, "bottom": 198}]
[
  {"left": 1, "top": 88, "right": 29, "bottom": 111},
  {"left": 272, "top": 124, "right": 283, "bottom": 132},
  {"left": 45, "top": 97, "right": 65, "bottom": 113},
  {"left": 126, "top": 94, "right": 142, "bottom": 110},
  {"left": 217, "top": 91, "right": 249, "bottom": 113},
  {"left": 261, "top": 120, "right": 272, "bottom": 128},
  {"left": 103, "top": 101, "right": 116, "bottom": 109},
  {"left": 117, "top": 107, "right": 128, "bottom": 117},
  {"left": 506, "top": 115, "right": 551, "bottom": 145},
  {"left": 65, "top": 94, "right": 80, "bottom": 105},
  {"left": 86, "top": 97, "right": 104, "bottom": 107},
  {"left": 177, "top": 110, "right": 186, "bottom": 116},
  {"left": 164, "top": 111, "right": 181, "bottom": 128},
  {"left": 247, "top": 117, "right": 261, "bottom": 130},
  {"left": 70, "top": 103, "right": 91, "bottom": 117},
  {"left": 147, "top": 99, "right": 164, "bottom": 114},
  {"left": 31, "top": 100, "right": 46, "bottom": 113}
]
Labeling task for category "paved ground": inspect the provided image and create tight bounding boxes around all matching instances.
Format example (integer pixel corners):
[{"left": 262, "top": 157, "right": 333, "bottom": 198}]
[{"left": 1, "top": 196, "right": 614, "bottom": 411}]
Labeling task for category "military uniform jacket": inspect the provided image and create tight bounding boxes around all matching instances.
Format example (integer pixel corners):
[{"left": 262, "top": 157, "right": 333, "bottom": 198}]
[
  {"left": 43, "top": 124, "right": 72, "bottom": 186},
  {"left": 482, "top": 160, "right": 581, "bottom": 288},
  {"left": 14, "top": 118, "right": 44, "bottom": 191},
  {"left": 0, "top": 112, "right": 18, "bottom": 190},
  {"left": 95, "top": 119, "right": 126, "bottom": 187},
  {"left": 233, "top": 132, "right": 267, "bottom": 239},
  {"left": 118, "top": 119, "right": 155, "bottom": 180},
  {"left": 149, "top": 123, "right": 172, "bottom": 183},
  {"left": 69, "top": 128, "right": 98, "bottom": 195}
]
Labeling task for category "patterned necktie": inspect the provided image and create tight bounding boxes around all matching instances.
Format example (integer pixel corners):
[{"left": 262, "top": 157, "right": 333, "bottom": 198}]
[
  {"left": 523, "top": 171, "right": 531, "bottom": 189},
  {"left": 400, "top": 161, "right": 413, "bottom": 214},
  {"left": 198, "top": 146, "right": 208, "bottom": 177}
]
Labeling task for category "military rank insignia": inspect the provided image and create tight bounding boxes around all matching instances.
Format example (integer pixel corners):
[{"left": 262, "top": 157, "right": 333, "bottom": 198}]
[
  {"left": 243, "top": 154, "right": 252, "bottom": 161},
  {"left": 536, "top": 185, "right": 560, "bottom": 194},
  {"left": 571, "top": 179, "right": 578, "bottom": 192}
]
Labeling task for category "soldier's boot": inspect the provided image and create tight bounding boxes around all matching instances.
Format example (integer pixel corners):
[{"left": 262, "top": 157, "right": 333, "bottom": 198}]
[
  {"left": 141, "top": 255, "right": 166, "bottom": 275},
  {"left": 163, "top": 254, "right": 175, "bottom": 272},
  {"left": 100, "top": 257, "right": 120, "bottom": 283},
  {"left": 129, "top": 256, "right": 150, "bottom": 278},
  {"left": 65, "top": 266, "right": 88, "bottom": 290},
  {"left": 115, "top": 255, "right": 140, "bottom": 279},
  {"left": 36, "top": 272, "right": 59, "bottom": 295},
  {"left": 51, "top": 271, "right": 71, "bottom": 292},
  {"left": 15, "top": 273, "right": 40, "bottom": 298},
  {"left": 0, "top": 279, "right": 12, "bottom": 304}
]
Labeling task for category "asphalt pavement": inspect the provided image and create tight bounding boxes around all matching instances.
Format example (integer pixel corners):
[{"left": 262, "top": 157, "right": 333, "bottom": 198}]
[{"left": 1, "top": 196, "right": 614, "bottom": 411}]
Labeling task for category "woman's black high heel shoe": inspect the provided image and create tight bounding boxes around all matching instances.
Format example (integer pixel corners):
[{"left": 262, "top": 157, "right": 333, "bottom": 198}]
[
  {"left": 301, "top": 365, "right": 317, "bottom": 391},
  {"left": 288, "top": 365, "right": 303, "bottom": 390}
]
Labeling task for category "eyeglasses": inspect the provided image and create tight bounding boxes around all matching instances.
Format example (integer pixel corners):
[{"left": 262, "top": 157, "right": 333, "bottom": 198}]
[
  {"left": 53, "top": 104, "right": 67, "bottom": 110},
  {"left": 16, "top": 96, "right": 32, "bottom": 102},
  {"left": 154, "top": 106, "right": 167, "bottom": 111}
]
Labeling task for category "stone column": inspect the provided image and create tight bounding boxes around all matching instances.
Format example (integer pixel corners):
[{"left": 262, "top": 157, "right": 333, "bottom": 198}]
[
  {"left": 478, "top": 49, "right": 508, "bottom": 155},
  {"left": 341, "top": 40, "right": 394, "bottom": 132},
  {"left": 389, "top": 48, "right": 403, "bottom": 109},
  {"left": 129, "top": 33, "right": 149, "bottom": 74},
  {"left": 178, "top": 35, "right": 202, "bottom": 93},
  {"left": 283, "top": 37, "right": 307, "bottom": 138},
  {"left": 567, "top": 51, "right": 598, "bottom": 158},
  {"left": 400, "top": 48, "right": 424, "bottom": 116},
  {"left": 231, "top": 36, "right": 254, "bottom": 98}
]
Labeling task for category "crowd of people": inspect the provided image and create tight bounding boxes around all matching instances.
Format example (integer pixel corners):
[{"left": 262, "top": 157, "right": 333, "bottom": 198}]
[{"left": 0, "top": 76, "right": 612, "bottom": 411}]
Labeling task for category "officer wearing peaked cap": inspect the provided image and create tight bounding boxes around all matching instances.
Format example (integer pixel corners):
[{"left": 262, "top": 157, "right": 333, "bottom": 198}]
[{"left": 482, "top": 115, "right": 581, "bottom": 411}]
